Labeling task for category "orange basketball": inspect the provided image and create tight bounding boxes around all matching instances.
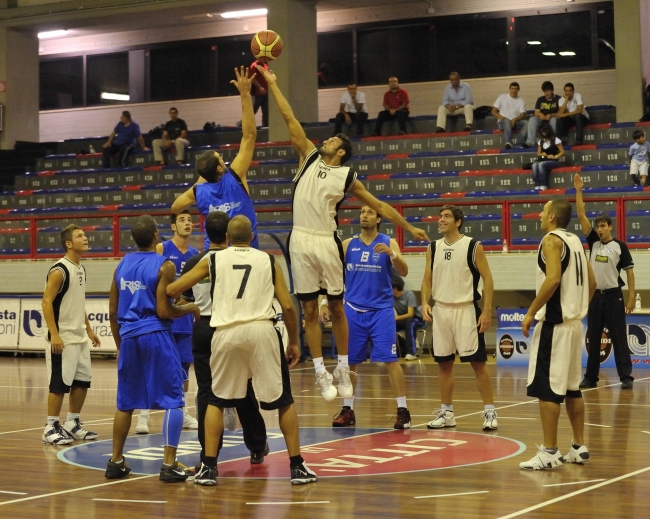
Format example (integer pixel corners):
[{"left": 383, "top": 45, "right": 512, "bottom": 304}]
[{"left": 251, "top": 30, "right": 283, "bottom": 62}]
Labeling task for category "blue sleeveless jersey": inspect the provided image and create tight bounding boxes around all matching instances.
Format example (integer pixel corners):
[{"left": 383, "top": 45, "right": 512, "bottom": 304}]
[
  {"left": 162, "top": 240, "right": 199, "bottom": 335},
  {"left": 344, "top": 233, "right": 394, "bottom": 310},
  {"left": 195, "top": 169, "right": 259, "bottom": 249},
  {"left": 115, "top": 252, "right": 172, "bottom": 338}
]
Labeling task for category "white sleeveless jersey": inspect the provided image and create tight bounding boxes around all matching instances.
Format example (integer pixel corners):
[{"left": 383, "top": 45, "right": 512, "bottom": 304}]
[
  {"left": 535, "top": 229, "right": 589, "bottom": 323},
  {"left": 45, "top": 257, "right": 88, "bottom": 344},
  {"left": 293, "top": 148, "right": 357, "bottom": 233},
  {"left": 430, "top": 235, "right": 481, "bottom": 305},
  {"left": 209, "top": 247, "right": 276, "bottom": 328}
]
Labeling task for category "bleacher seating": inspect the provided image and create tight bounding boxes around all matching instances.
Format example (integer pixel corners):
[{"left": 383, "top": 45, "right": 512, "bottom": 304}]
[{"left": 3, "top": 105, "right": 650, "bottom": 257}]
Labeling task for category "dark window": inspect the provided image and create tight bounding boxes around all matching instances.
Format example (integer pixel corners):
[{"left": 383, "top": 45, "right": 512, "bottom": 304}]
[
  {"left": 216, "top": 37, "right": 255, "bottom": 96},
  {"left": 87, "top": 53, "right": 129, "bottom": 106},
  {"left": 431, "top": 16, "right": 508, "bottom": 80},
  {"left": 596, "top": 6, "right": 615, "bottom": 69},
  {"left": 39, "top": 57, "right": 83, "bottom": 110},
  {"left": 515, "top": 11, "right": 593, "bottom": 73},
  {"left": 317, "top": 31, "right": 353, "bottom": 88},
  {"left": 150, "top": 43, "right": 216, "bottom": 101}
]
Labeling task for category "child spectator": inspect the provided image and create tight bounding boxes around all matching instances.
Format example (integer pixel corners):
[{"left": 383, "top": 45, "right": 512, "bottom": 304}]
[
  {"left": 629, "top": 130, "right": 650, "bottom": 186},
  {"left": 532, "top": 121, "right": 564, "bottom": 191}
]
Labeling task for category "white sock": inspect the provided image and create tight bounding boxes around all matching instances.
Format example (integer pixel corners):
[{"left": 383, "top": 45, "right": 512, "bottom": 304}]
[
  {"left": 184, "top": 392, "right": 193, "bottom": 415},
  {"left": 47, "top": 416, "right": 58, "bottom": 426},
  {"left": 442, "top": 404, "right": 453, "bottom": 412},
  {"left": 139, "top": 410, "right": 150, "bottom": 418},
  {"left": 66, "top": 412, "right": 80, "bottom": 422},
  {"left": 313, "top": 357, "right": 326, "bottom": 375},
  {"left": 343, "top": 397, "right": 354, "bottom": 409},
  {"left": 338, "top": 354, "right": 349, "bottom": 367},
  {"left": 484, "top": 404, "right": 495, "bottom": 411},
  {"left": 396, "top": 396, "right": 407, "bottom": 409}
]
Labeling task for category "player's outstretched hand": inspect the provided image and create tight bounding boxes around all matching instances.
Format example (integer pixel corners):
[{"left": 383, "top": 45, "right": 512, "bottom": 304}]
[
  {"left": 230, "top": 66, "right": 255, "bottom": 95},
  {"left": 286, "top": 343, "right": 300, "bottom": 369},
  {"left": 422, "top": 303, "right": 433, "bottom": 323},
  {"left": 522, "top": 312, "right": 534, "bottom": 338},
  {"left": 477, "top": 310, "right": 491, "bottom": 334},
  {"left": 410, "top": 227, "right": 430, "bottom": 242},
  {"left": 373, "top": 243, "right": 393, "bottom": 256},
  {"left": 256, "top": 66, "right": 276, "bottom": 86},
  {"left": 88, "top": 330, "right": 101, "bottom": 348},
  {"left": 573, "top": 173, "right": 583, "bottom": 191}
]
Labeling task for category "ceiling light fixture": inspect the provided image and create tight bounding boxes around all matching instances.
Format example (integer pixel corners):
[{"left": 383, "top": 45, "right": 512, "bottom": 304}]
[
  {"left": 100, "top": 92, "right": 130, "bottom": 101},
  {"left": 221, "top": 8, "right": 267, "bottom": 19},
  {"left": 38, "top": 30, "right": 68, "bottom": 39},
  {"left": 527, "top": 41, "right": 542, "bottom": 45},
  {"left": 542, "top": 52, "right": 556, "bottom": 56},
  {"left": 559, "top": 51, "right": 576, "bottom": 56}
]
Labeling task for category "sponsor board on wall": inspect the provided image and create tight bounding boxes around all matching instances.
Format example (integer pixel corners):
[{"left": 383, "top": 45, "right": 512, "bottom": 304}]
[
  {"left": 19, "top": 298, "right": 47, "bottom": 351},
  {"left": 0, "top": 298, "right": 20, "bottom": 348},
  {"left": 496, "top": 309, "right": 531, "bottom": 367}
]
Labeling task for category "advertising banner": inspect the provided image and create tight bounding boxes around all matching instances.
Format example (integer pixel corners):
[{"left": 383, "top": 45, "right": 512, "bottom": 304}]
[
  {"left": 496, "top": 309, "right": 532, "bottom": 367},
  {"left": 0, "top": 298, "right": 20, "bottom": 349},
  {"left": 18, "top": 298, "right": 47, "bottom": 351},
  {"left": 581, "top": 314, "right": 650, "bottom": 369},
  {"left": 85, "top": 298, "right": 116, "bottom": 352}
]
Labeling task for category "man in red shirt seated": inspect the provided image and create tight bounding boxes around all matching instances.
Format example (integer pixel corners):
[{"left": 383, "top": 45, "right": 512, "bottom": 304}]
[{"left": 373, "top": 77, "right": 410, "bottom": 136}]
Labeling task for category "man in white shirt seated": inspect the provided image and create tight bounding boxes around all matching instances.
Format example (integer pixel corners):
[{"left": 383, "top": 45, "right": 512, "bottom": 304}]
[
  {"left": 436, "top": 72, "right": 474, "bottom": 133},
  {"left": 334, "top": 83, "right": 368, "bottom": 137},
  {"left": 491, "top": 82, "right": 528, "bottom": 149},
  {"left": 557, "top": 83, "right": 590, "bottom": 146}
]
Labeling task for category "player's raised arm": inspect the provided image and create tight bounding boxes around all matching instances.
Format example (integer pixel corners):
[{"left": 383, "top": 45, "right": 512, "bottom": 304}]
[
  {"left": 256, "top": 67, "right": 316, "bottom": 163},
  {"left": 348, "top": 180, "right": 430, "bottom": 242},
  {"left": 166, "top": 256, "right": 210, "bottom": 300},
  {"left": 573, "top": 174, "right": 591, "bottom": 236},
  {"left": 230, "top": 67, "right": 257, "bottom": 190}
]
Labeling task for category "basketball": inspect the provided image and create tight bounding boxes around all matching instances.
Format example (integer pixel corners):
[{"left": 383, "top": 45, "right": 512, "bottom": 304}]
[{"left": 251, "top": 30, "right": 283, "bottom": 62}]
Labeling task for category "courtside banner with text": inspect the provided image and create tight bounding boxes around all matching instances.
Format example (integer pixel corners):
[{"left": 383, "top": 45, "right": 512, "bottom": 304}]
[
  {"left": 0, "top": 298, "right": 20, "bottom": 348},
  {"left": 496, "top": 308, "right": 531, "bottom": 366}
]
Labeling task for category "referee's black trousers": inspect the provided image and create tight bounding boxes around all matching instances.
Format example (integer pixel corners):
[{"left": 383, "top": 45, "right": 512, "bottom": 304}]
[
  {"left": 192, "top": 317, "right": 267, "bottom": 460},
  {"left": 584, "top": 289, "right": 634, "bottom": 383}
]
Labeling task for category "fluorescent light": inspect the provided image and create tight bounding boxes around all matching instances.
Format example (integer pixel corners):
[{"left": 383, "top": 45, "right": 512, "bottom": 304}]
[
  {"left": 100, "top": 92, "right": 130, "bottom": 101},
  {"left": 527, "top": 41, "right": 542, "bottom": 45},
  {"left": 38, "top": 30, "right": 68, "bottom": 39},
  {"left": 559, "top": 51, "right": 576, "bottom": 56},
  {"left": 542, "top": 52, "right": 556, "bottom": 56},
  {"left": 221, "top": 8, "right": 267, "bottom": 19}
]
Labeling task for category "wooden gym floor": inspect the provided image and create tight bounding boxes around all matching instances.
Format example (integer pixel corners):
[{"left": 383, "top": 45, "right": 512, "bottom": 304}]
[{"left": 0, "top": 354, "right": 648, "bottom": 518}]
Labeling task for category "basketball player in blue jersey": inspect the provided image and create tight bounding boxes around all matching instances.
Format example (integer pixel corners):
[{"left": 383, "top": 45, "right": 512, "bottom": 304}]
[
  {"left": 172, "top": 67, "right": 259, "bottom": 249},
  {"left": 257, "top": 66, "right": 429, "bottom": 402},
  {"left": 519, "top": 200, "right": 596, "bottom": 470},
  {"left": 106, "top": 215, "right": 200, "bottom": 482},
  {"left": 421, "top": 205, "right": 498, "bottom": 431},
  {"left": 134, "top": 210, "right": 199, "bottom": 434},
  {"left": 323, "top": 205, "right": 412, "bottom": 429}
]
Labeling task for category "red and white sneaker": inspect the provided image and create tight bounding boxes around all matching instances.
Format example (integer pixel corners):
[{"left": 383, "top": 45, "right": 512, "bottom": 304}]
[{"left": 332, "top": 407, "right": 356, "bottom": 427}]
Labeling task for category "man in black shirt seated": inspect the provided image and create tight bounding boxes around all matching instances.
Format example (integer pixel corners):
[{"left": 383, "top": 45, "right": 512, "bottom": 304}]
[{"left": 153, "top": 107, "right": 189, "bottom": 165}]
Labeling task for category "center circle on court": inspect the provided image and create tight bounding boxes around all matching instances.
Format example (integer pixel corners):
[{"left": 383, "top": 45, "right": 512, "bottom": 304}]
[{"left": 58, "top": 428, "right": 525, "bottom": 478}]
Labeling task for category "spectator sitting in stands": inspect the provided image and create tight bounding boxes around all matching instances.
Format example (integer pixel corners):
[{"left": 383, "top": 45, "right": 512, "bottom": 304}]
[
  {"left": 373, "top": 77, "right": 410, "bottom": 136},
  {"left": 334, "top": 83, "right": 368, "bottom": 137},
  {"left": 557, "top": 83, "right": 589, "bottom": 146},
  {"left": 392, "top": 277, "right": 425, "bottom": 361},
  {"left": 532, "top": 121, "right": 565, "bottom": 191},
  {"left": 250, "top": 60, "right": 269, "bottom": 127},
  {"left": 435, "top": 72, "right": 474, "bottom": 133},
  {"left": 102, "top": 110, "right": 148, "bottom": 169},
  {"left": 629, "top": 130, "right": 650, "bottom": 186},
  {"left": 491, "top": 82, "right": 527, "bottom": 149},
  {"left": 526, "top": 81, "right": 561, "bottom": 148},
  {"left": 152, "top": 107, "right": 189, "bottom": 166}
]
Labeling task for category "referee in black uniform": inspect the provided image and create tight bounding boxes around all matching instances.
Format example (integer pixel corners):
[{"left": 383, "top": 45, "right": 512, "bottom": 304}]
[
  {"left": 574, "top": 174, "right": 635, "bottom": 389},
  {"left": 179, "top": 211, "right": 269, "bottom": 466}
]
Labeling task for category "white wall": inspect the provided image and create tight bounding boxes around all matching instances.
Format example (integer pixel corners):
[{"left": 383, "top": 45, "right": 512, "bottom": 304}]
[{"left": 40, "top": 69, "right": 616, "bottom": 142}]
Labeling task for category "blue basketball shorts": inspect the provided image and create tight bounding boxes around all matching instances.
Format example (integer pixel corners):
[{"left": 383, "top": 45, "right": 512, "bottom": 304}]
[{"left": 345, "top": 304, "right": 398, "bottom": 365}]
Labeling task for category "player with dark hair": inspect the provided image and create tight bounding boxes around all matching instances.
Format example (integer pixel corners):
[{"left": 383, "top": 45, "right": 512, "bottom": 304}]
[
  {"left": 41, "top": 224, "right": 101, "bottom": 445},
  {"left": 134, "top": 210, "right": 200, "bottom": 434},
  {"left": 519, "top": 199, "right": 596, "bottom": 470},
  {"left": 106, "top": 215, "right": 200, "bottom": 482},
  {"left": 256, "top": 65, "right": 430, "bottom": 402},
  {"left": 421, "top": 205, "right": 498, "bottom": 431},
  {"left": 171, "top": 67, "right": 259, "bottom": 249}
]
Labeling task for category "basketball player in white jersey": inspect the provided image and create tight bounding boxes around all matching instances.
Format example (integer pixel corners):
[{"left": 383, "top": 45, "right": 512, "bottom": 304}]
[
  {"left": 41, "top": 225, "right": 101, "bottom": 444},
  {"left": 167, "top": 215, "right": 317, "bottom": 485},
  {"left": 421, "top": 205, "right": 498, "bottom": 431},
  {"left": 257, "top": 66, "right": 429, "bottom": 401},
  {"left": 519, "top": 199, "right": 596, "bottom": 470}
]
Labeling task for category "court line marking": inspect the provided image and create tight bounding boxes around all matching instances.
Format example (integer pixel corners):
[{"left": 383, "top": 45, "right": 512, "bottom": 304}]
[
  {"left": 0, "top": 476, "right": 154, "bottom": 507},
  {"left": 92, "top": 498, "right": 166, "bottom": 503},
  {"left": 542, "top": 479, "right": 606, "bottom": 487},
  {"left": 492, "top": 417, "right": 535, "bottom": 420},
  {"left": 641, "top": 431, "right": 650, "bottom": 435},
  {"left": 497, "top": 465, "right": 650, "bottom": 519},
  {"left": 414, "top": 490, "right": 489, "bottom": 499},
  {"left": 584, "top": 423, "right": 611, "bottom": 428},
  {"left": 0, "top": 491, "right": 28, "bottom": 495},
  {"left": 246, "top": 501, "right": 330, "bottom": 505}
]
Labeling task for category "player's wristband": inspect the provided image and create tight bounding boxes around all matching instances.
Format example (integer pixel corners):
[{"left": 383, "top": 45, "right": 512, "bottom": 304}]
[{"left": 390, "top": 251, "right": 397, "bottom": 260}]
